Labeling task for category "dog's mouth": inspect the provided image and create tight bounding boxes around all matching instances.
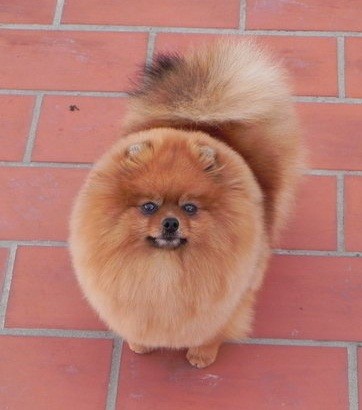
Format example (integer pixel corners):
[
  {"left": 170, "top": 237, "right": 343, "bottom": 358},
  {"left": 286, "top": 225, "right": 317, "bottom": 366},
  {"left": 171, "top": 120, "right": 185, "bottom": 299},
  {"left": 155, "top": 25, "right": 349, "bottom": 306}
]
[{"left": 146, "top": 235, "right": 187, "bottom": 249}]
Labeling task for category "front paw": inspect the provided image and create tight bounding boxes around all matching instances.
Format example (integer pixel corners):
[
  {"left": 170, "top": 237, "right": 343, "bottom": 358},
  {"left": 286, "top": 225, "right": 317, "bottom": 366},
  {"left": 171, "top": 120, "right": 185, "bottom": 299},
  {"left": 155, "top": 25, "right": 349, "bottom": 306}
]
[
  {"left": 128, "top": 342, "right": 154, "bottom": 354},
  {"left": 186, "top": 346, "right": 219, "bottom": 368}
]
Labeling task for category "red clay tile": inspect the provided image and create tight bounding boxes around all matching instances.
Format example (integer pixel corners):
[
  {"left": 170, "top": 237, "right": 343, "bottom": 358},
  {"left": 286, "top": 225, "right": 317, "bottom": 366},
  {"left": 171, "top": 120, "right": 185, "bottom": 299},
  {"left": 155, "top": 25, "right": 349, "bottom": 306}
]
[
  {"left": 0, "top": 167, "right": 87, "bottom": 241},
  {"left": 33, "top": 96, "right": 128, "bottom": 163},
  {"left": 345, "top": 176, "right": 362, "bottom": 252},
  {"left": 298, "top": 103, "right": 362, "bottom": 171},
  {"left": 345, "top": 38, "right": 362, "bottom": 98},
  {"left": 0, "top": 0, "right": 57, "bottom": 24},
  {"left": 279, "top": 176, "right": 337, "bottom": 250},
  {"left": 0, "top": 336, "right": 112, "bottom": 410},
  {"left": 0, "top": 95, "right": 35, "bottom": 161},
  {"left": 117, "top": 344, "right": 348, "bottom": 410},
  {"left": 0, "top": 31, "right": 147, "bottom": 91},
  {"left": 254, "top": 255, "right": 362, "bottom": 341},
  {"left": 0, "top": 248, "right": 9, "bottom": 294},
  {"left": 155, "top": 34, "right": 338, "bottom": 96},
  {"left": 5, "top": 246, "right": 106, "bottom": 330},
  {"left": 63, "top": 0, "right": 240, "bottom": 28},
  {"left": 246, "top": 0, "right": 362, "bottom": 31},
  {"left": 263, "top": 36, "right": 337, "bottom": 97}
]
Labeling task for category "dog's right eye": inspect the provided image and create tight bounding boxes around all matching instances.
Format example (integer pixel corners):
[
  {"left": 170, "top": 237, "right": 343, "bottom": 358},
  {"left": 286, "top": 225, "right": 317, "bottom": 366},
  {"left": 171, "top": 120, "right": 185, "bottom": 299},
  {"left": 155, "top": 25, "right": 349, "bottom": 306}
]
[{"left": 141, "top": 202, "right": 159, "bottom": 215}]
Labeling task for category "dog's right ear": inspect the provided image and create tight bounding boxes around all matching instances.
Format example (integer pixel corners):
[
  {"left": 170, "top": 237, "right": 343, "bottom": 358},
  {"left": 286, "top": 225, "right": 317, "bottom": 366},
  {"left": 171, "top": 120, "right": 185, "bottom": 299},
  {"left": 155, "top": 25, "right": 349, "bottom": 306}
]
[{"left": 198, "top": 145, "right": 217, "bottom": 172}]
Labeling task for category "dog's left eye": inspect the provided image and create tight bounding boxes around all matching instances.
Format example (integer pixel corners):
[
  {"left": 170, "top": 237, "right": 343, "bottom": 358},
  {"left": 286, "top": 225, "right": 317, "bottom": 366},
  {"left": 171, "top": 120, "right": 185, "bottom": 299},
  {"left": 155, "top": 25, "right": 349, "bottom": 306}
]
[
  {"left": 182, "top": 203, "right": 198, "bottom": 215},
  {"left": 141, "top": 202, "right": 158, "bottom": 215}
]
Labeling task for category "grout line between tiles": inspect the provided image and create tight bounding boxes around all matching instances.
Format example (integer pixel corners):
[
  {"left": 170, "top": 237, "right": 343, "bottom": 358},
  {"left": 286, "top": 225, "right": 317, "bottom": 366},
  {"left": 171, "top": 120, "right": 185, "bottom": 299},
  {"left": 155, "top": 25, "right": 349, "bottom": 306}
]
[
  {"left": 0, "top": 242, "right": 360, "bottom": 257},
  {"left": 294, "top": 96, "right": 362, "bottom": 104},
  {"left": 337, "top": 174, "right": 345, "bottom": 252},
  {"left": 0, "top": 161, "right": 93, "bottom": 169},
  {"left": 239, "top": 0, "right": 247, "bottom": 30},
  {"left": 0, "top": 327, "right": 115, "bottom": 338},
  {"left": 238, "top": 338, "right": 361, "bottom": 348},
  {"left": 337, "top": 37, "right": 346, "bottom": 98},
  {"left": 0, "top": 89, "right": 130, "bottom": 97},
  {"left": 244, "top": 29, "right": 362, "bottom": 38},
  {"left": 0, "top": 327, "right": 361, "bottom": 348},
  {"left": 1, "top": 90, "right": 362, "bottom": 104},
  {"left": 305, "top": 169, "right": 362, "bottom": 177},
  {"left": 348, "top": 345, "right": 359, "bottom": 410},
  {"left": 273, "top": 249, "right": 361, "bottom": 258},
  {"left": 0, "top": 245, "right": 17, "bottom": 328},
  {"left": 23, "top": 94, "right": 43, "bottom": 163},
  {"left": 0, "top": 23, "right": 362, "bottom": 37},
  {"left": 106, "top": 338, "right": 123, "bottom": 410},
  {"left": 53, "top": 0, "right": 66, "bottom": 25},
  {"left": 146, "top": 31, "right": 157, "bottom": 66},
  {"left": 0, "top": 240, "right": 68, "bottom": 248}
]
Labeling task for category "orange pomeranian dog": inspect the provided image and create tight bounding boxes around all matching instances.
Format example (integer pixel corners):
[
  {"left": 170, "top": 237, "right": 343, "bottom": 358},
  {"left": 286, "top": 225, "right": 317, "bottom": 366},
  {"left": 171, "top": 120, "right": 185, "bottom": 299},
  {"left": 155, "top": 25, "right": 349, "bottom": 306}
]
[{"left": 69, "top": 39, "right": 304, "bottom": 368}]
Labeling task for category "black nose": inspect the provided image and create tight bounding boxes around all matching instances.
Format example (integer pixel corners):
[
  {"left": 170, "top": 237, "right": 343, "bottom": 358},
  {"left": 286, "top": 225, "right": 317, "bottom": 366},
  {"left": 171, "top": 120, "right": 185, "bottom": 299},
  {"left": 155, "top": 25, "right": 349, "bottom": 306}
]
[{"left": 162, "top": 217, "right": 179, "bottom": 234}]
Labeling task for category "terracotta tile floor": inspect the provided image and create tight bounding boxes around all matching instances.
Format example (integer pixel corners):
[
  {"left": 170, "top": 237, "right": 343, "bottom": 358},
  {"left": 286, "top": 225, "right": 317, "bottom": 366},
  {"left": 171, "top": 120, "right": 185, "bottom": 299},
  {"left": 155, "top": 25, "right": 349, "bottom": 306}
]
[{"left": 0, "top": 1, "right": 361, "bottom": 409}]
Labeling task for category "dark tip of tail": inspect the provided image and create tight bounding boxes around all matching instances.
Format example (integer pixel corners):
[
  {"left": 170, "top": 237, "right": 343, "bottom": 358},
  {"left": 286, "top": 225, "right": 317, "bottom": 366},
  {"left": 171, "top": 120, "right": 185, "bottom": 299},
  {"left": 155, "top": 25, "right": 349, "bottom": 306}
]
[
  {"left": 129, "top": 52, "right": 184, "bottom": 96},
  {"left": 145, "top": 53, "right": 183, "bottom": 80}
]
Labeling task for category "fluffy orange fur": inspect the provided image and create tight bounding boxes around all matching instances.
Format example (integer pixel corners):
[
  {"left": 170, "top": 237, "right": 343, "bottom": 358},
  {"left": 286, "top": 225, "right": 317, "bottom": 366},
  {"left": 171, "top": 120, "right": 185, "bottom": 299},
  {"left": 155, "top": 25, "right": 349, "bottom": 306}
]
[{"left": 69, "top": 39, "right": 304, "bottom": 368}]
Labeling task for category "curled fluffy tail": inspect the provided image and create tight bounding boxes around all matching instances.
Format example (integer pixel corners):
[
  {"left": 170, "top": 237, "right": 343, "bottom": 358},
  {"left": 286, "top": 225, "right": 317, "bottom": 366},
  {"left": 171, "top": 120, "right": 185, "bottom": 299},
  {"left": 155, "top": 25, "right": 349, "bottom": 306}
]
[{"left": 125, "top": 39, "right": 292, "bottom": 130}]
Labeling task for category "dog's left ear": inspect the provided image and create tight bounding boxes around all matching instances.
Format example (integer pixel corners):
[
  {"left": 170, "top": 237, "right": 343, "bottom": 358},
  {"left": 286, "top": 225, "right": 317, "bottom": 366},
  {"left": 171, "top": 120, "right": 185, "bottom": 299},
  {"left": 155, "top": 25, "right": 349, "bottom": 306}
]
[
  {"left": 123, "top": 141, "right": 154, "bottom": 171},
  {"left": 198, "top": 145, "right": 217, "bottom": 172},
  {"left": 126, "top": 140, "right": 153, "bottom": 160}
]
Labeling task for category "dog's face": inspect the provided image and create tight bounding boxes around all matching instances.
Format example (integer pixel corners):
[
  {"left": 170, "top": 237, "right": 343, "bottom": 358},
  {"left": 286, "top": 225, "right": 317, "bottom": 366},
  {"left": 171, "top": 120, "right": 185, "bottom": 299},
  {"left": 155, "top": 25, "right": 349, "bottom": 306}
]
[
  {"left": 87, "top": 128, "right": 262, "bottom": 255},
  {"left": 119, "top": 133, "right": 225, "bottom": 251}
]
